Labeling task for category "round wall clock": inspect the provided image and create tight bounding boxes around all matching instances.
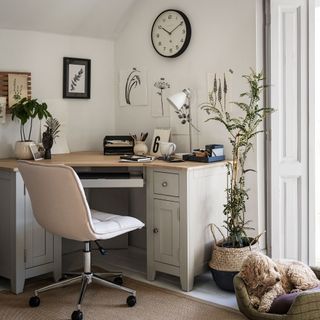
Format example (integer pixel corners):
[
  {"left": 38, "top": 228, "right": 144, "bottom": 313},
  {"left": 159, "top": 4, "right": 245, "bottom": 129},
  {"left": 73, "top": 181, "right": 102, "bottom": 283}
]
[{"left": 151, "top": 9, "right": 191, "bottom": 58}]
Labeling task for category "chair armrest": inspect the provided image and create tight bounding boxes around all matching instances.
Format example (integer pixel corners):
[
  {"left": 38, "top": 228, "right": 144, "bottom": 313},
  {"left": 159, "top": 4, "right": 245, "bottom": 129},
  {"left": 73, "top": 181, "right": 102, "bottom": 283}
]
[{"left": 311, "top": 266, "right": 320, "bottom": 279}]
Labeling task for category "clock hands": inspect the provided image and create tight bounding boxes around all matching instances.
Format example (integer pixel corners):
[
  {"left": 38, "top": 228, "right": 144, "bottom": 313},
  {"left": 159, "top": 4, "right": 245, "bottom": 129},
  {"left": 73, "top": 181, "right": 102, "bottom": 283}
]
[
  {"left": 159, "top": 21, "right": 183, "bottom": 36},
  {"left": 159, "top": 25, "right": 171, "bottom": 35},
  {"left": 170, "top": 21, "right": 183, "bottom": 34}
]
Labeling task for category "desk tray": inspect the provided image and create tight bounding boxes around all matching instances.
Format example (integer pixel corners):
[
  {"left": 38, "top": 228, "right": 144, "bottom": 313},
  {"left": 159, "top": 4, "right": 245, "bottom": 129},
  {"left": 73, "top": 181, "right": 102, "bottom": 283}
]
[{"left": 182, "top": 154, "right": 225, "bottom": 163}]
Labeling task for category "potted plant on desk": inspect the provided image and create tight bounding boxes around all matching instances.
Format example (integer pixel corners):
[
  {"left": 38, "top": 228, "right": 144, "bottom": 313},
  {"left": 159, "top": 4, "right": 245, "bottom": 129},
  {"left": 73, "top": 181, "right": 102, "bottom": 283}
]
[
  {"left": 200, "top": 70, "right": 273, "bottom": 291},
  {"left": 11, "top": 97, "right": 51, "bottom": 159},
  {"left": 42, "top": 117, "right": 61, "bottom": 159}
]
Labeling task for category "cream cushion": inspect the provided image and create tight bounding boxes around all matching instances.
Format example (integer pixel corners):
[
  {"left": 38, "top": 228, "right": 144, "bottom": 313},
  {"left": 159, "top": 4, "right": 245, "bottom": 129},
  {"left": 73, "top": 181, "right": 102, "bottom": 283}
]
[{"left": 91, "top": 209, "right": 144, "bottom": 239}]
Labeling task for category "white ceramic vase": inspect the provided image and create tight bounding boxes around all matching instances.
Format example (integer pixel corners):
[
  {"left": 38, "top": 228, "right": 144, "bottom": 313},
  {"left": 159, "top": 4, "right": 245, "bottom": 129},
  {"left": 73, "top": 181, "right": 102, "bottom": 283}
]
[
  {"left": 15, "top": 141, "right": 35, "bottom": 160},
  {"left": 133, "top": 141, "right": 148, "bottom": 156}
]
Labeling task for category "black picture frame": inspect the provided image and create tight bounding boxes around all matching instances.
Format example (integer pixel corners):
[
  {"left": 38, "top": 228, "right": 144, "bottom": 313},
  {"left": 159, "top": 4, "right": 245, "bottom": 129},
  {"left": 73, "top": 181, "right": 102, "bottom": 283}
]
[{"left": 63, "top": 57, "right": 91, "bottom": 99}]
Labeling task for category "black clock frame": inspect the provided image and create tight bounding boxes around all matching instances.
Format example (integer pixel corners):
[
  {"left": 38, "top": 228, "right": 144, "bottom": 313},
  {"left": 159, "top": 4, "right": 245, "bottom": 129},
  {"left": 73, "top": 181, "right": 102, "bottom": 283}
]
[{"left": 151, "top": 9, "right": 192, "bottom": 58}]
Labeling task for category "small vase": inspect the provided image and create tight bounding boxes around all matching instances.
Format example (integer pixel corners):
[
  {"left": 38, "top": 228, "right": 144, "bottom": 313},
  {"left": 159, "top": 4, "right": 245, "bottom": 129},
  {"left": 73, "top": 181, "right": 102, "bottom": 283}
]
[
  {"left": 42, "top": 129, "right": 53, "bottom": 160},
  {"left": 44, "top": 149, "right": 51, "bottom": 159},
  {"left": 14, "top": 141, "right": 35, "bottom": 160},
  {"left": 133, "top": 141, "right": 148, "bottom": 155}
]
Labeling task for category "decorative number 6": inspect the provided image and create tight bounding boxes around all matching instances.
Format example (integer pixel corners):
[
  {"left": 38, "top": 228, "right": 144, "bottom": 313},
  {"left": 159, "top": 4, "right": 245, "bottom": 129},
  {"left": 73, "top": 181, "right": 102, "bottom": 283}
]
[{"left": 153, "top": 136, "right": 160, "bottom": 153}]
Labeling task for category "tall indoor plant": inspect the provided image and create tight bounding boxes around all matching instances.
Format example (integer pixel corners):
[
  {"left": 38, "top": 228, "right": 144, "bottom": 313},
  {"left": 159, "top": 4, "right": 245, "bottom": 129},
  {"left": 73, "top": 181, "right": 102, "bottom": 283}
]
[
  {"left": 201, "top": 70, "right": 273, "bottom": 291},
  {"left": 11, "top": 97, "right": 51, "bottom": 159}
]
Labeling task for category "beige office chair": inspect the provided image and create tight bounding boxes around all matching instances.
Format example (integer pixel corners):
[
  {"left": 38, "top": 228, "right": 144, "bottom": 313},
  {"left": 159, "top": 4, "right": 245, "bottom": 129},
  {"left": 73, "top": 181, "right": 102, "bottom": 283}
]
[{"left": 18, "top": 161, "right": 144, "bottom": 320}]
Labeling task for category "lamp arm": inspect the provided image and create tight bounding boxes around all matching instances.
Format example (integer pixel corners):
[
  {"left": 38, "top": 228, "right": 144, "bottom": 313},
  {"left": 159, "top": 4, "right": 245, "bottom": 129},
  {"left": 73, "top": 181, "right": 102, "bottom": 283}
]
[{"left": 188, "top": 120, "right": 200, "bottom": 132}]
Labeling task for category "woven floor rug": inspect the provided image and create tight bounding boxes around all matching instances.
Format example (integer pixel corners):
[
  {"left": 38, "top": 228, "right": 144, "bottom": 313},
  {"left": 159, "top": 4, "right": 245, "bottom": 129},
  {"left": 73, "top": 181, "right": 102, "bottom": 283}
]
[{"left": 0, "top": 277, "right": 245, "bottom": 320}]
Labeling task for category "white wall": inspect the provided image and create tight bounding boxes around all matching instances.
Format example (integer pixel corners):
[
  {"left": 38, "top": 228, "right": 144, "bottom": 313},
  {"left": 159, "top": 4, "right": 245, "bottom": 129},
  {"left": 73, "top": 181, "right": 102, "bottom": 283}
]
[
  {"left": 115, "top": 0, "right": 264, "bottom": 238},
  {"left": 0, "top": 29, "right": 115, "bottom": 158}
]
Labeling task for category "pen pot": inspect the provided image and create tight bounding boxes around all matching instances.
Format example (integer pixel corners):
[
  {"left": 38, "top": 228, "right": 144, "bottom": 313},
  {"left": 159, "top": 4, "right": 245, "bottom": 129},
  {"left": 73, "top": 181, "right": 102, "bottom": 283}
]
[{"left": 134, "top": 141, "right": 148, "bottom": 156}]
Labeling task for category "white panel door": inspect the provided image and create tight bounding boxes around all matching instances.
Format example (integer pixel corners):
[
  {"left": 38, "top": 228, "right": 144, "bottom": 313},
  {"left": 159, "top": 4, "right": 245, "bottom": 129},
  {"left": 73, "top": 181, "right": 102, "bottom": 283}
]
[
  {"left": 270, "top": 0, "right": 308, "bottom": 262},
  {"left": 153, "top": 199, "right": 180, "bottom": 267}
]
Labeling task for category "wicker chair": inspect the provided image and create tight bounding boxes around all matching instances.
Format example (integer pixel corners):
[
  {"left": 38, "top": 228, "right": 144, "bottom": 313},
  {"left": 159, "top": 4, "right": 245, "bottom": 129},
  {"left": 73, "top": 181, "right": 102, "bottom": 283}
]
[{"left": 233, "top": 267, "right": 320, "bottom": 320}]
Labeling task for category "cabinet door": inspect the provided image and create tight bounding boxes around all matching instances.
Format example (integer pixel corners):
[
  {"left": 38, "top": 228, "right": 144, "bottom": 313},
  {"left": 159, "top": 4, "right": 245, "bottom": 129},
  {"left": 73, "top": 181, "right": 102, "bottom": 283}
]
[
  {"left": 153, "top": 199, "right": 180, "bottom": 266},
  {"left": 25, "top": 188, "right": 54, "bottom": 268}
]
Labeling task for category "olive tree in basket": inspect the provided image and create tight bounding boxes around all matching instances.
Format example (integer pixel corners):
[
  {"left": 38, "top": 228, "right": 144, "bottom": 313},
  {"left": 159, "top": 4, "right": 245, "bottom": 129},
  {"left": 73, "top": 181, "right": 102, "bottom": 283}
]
[{"left": 201, "top": 70, "right": 273, "bottom": 291}]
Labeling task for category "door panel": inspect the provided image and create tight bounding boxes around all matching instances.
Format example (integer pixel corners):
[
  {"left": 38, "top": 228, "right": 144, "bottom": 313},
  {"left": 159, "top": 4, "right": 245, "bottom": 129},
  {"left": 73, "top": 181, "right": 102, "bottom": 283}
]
[
  {"left": 153, "top": 199, "right": 180, "bottom": 266},
  {"left": 270, "top": 0, "right": 308, "bottom": 261},
  {"left": 25, "top": 188, "right": 54, "bottom": 268}
]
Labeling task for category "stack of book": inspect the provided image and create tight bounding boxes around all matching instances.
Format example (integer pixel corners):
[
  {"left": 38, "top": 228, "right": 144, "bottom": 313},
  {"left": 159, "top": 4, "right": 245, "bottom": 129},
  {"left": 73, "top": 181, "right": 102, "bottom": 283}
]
[{"left": 119, "top": 155, "right": 154, "bottom": 162}]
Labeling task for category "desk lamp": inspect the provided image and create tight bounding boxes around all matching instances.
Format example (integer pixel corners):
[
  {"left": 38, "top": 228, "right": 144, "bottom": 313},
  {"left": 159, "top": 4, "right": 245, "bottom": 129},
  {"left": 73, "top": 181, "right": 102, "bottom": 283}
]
[{"left": 167, "top": 88, "right": 199, "bottom": 153}]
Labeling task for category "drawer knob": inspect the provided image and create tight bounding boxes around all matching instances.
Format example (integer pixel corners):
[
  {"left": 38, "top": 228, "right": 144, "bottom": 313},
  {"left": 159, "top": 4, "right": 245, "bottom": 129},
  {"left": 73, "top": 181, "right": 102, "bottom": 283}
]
[
  {"left": 153, "top": 228, "right": 159, "bottom": 234},
  {"left": 162, "top": 181, "right": 168, "bottom": 187}
]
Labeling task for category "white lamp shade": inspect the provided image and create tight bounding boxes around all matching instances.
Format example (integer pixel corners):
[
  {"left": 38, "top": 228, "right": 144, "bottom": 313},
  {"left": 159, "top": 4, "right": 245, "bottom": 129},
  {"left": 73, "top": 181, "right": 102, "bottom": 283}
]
[{"left": 167, "top": 89, "right": 190, "bottom": 111}]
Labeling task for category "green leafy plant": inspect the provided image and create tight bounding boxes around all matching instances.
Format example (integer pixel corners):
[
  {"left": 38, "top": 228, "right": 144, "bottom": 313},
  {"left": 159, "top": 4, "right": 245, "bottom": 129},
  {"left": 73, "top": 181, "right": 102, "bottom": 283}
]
[
  {"left": 11, "top": 97, "right": 51, "bottom": 142},
  {"left": 201, "top": 70, "right": 273, "bottom": 248}
]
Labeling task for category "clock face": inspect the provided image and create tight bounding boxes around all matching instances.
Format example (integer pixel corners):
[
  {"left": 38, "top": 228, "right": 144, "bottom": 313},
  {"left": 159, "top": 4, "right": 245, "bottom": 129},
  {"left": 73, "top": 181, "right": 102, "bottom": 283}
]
[{"left": 151, "top": 9, "right": 191, "bottom": 58}]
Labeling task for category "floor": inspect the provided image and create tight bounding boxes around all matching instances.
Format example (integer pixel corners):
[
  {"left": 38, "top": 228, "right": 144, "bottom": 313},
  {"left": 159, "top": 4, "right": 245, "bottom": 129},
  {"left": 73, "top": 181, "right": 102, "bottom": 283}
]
[
  {"left": 63, "top": 246, "right": 239, "bottom": 310},
  {"left": 0, "top": 246, "right": 238, "bottom": 312}
]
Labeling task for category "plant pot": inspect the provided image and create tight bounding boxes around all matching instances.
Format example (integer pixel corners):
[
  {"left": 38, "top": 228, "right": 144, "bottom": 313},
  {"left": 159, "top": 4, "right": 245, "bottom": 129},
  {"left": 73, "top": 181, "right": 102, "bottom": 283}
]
[
  {"left": 44, "top": 148, "right": 51, "bottom": 159},
  {"left": 209, "top": 238, "right": 260, "bottom": 292},
  {"left": 210, "top": 268, "right": 238, "bottom": 292},
  {"left": 14, "top": 141, "right": 35, "bottom": 160}
]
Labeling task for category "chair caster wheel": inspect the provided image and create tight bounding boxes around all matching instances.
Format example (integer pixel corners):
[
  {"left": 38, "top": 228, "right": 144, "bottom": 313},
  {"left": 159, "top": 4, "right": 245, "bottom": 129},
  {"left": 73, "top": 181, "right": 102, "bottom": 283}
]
[
  {"left": 29, "top": 296, "right": 40, "bottom": 307},
  {"left": 113, "top": 276, "right": 123, "bottom": 286},
  {"left": 127, "top": 295, "right": 136, "bottom": 307},
  {"left": 71, "top": 310, "right": 83, "bottom": 320}
]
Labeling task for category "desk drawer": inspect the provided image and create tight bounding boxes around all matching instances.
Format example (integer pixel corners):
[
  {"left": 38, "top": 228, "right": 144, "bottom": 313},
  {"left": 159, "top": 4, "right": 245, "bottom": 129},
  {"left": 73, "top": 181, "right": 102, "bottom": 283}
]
[{"left": 153, "top": 171, "right": 179, "bottom": 197}]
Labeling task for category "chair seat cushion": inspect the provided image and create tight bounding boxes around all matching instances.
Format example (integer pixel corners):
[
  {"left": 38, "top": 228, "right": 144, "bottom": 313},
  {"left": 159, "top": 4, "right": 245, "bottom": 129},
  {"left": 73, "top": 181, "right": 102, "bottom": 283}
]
[
  {"left": 269, "top": 285, "right": 320, "bottom": 314},
  {"left": 91, "top": 209, "right": 144, "bottom": 239}
]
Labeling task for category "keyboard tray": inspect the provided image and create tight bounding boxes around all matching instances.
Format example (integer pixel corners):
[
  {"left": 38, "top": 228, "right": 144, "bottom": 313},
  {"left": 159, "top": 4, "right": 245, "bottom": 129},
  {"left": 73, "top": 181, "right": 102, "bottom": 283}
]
[{"left": 77, "top": 171, "right": 143, "bottom": 188}]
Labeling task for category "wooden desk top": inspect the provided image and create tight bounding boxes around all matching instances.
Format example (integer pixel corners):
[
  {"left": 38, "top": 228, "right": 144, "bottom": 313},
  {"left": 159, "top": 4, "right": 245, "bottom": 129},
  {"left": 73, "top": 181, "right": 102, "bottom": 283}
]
[{"left": 0, "top": 151, "right": 228, "bottom": 172}]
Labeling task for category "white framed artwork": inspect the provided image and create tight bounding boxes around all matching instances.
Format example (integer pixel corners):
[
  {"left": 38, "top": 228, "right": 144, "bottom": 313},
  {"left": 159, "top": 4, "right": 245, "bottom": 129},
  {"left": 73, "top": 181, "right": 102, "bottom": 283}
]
[
  {"left": 152, "top": 77, "right": 171, "bottom": 117},
  {"left": 29, "top": 144, "right": 44, "bottom": 161},
  {"left": 119, "top": 67, "right": 148, "bottom": 106},
  {"left": 149, "top": 128, "right": 171, "bottom": 156}
]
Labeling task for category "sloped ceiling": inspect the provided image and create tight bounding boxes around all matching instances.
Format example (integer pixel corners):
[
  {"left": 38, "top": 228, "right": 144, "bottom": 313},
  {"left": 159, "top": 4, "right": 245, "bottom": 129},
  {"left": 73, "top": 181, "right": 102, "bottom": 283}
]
[{"left": 0, "top": 0, "right": 137, "bottom": 39}]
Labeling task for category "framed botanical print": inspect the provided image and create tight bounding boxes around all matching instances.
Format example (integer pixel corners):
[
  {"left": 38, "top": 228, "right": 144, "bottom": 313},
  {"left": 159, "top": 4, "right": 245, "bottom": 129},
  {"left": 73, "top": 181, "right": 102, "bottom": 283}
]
[
  {"left": 63, "top": 57, "right": 91, "bottom": 99},
  {"left": 119, "top": 67, "right": 148, "bottom": 106},
  {"left": 8, "top": 73, "right": 29, "bottom": 107}
]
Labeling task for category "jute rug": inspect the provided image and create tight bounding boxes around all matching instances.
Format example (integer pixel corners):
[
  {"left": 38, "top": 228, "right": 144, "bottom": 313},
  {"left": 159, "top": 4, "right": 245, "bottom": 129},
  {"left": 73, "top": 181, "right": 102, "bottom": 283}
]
[{"left": 0, "top": 277, "right": 246, "bottom": 320}]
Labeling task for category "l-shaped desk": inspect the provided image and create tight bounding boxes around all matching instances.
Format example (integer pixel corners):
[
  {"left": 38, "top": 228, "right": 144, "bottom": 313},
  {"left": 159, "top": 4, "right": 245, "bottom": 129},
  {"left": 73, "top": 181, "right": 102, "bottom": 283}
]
[{"left": 0, "top": 151, "right": 227, "bottom": 294}]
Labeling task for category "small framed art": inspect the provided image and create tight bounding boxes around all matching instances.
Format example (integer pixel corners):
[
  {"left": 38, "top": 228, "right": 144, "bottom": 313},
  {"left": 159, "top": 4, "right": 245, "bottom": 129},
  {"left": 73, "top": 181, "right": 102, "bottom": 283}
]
[
  {"left": 29, "top": 144, "right": 44, "bottom": 161},
  {"left": 63, "top": 57, "right": 91, "bottom": 99}
]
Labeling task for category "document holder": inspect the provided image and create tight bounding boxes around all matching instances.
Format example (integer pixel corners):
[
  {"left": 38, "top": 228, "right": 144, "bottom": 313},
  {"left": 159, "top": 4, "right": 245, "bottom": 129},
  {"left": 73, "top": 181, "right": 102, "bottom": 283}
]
[{"left": 103, "top": 135, "right": 134, "bottom": 155}]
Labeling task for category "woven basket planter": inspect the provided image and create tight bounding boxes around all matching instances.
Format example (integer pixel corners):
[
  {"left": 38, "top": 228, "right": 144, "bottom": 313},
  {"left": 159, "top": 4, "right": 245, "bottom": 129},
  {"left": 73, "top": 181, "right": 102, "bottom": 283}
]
[
  {"left": 209, "top": 240, "right": 260, "bottom": 272},
  {"left": 208, "top": 225, "right": 260, "bottom": 292}
]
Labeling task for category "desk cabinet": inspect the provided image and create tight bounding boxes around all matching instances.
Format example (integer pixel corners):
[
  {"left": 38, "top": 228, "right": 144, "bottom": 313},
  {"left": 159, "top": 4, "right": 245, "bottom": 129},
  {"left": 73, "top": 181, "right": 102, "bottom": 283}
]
[
  {"left": 146, "top": 166, "right": 227, "bottom": 292},
  {"left": 0, "top": 170, "right": 61, "bottom": 294},
  {"left": 0, "top": 153, "right": 228, "bottom": 294}
]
